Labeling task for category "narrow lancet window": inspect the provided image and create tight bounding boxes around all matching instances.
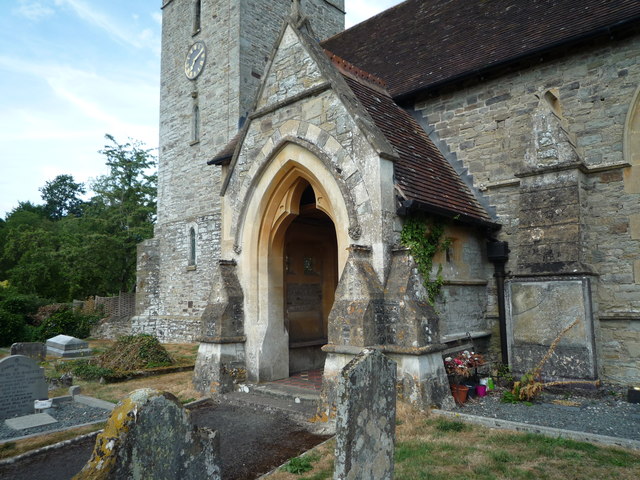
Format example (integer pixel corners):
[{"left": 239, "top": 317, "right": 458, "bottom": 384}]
[
  {"left": 192, "top": 103, "right": 200, "bottom": 143},
  {"left": 193, "top": 0, "right": 201, "bottom": 34},
  {"left": 189, "top": 227, "right": 197, "bottom": 266}
]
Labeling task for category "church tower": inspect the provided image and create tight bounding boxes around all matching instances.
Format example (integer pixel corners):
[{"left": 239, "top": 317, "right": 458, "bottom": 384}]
[{"left": 133, "top": 0, "right": 345, "bottom": 341}]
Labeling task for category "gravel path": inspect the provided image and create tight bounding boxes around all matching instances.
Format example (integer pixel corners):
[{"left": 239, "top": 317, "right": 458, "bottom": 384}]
[
  {"left": 448, "top": 385, "right": 640, "bottom": 441},
  {"left": 0, "top": 401, "right": 110, "bottom": 441}
]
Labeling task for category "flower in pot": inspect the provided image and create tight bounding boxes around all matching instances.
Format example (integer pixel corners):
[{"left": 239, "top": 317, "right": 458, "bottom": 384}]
[{"left": 444, "top": 350, "right": 485, "bottom": 404}]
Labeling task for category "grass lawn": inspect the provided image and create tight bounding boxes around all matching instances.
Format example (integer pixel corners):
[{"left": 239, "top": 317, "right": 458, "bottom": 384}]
[{"left": 269, "top": 403, "right": 640, "bottom": 480}]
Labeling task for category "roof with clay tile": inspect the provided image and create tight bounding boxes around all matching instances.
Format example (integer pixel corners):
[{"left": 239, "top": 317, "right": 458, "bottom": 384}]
[
  {"left": 328, "top": 51, "right": 493, "bottom": 225},
  {"left": 322, "top": 0, "right": 640, "bottom": 98}
]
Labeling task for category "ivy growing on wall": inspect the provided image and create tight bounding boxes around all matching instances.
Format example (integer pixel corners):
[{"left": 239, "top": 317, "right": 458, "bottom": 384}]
[{"left": 400, "top": 215, "right": 451, "bottom": 306}]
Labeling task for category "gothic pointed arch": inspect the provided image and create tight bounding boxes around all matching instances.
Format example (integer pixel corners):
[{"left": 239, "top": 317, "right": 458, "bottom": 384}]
[
  {"left": 235, "top": 142, "right": 350, "bottom": 381},
  {"left": 624, "top": 84, "right": 640, "bottom": 193}
]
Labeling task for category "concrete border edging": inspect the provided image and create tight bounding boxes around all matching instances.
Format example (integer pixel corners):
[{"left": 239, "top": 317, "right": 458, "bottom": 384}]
[
  {"left": 0, "top": 430, "right": 102, "bottom": 466},
  {"left": 431, "top": 409, "right": 640, "bottom": 450}
]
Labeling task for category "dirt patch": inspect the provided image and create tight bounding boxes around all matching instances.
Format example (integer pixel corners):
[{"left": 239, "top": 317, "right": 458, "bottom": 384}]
[{"left": 0, "top": 399, "right": 329, "bottom": 480}]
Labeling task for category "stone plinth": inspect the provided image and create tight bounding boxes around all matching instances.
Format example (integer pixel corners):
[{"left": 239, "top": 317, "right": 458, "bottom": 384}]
[
  {"left": 46, "top": 335, "right": 92, "bottom": 358},
  {"left": 334, "top": 348, "right": 396, "bottom": 480},
  {"left": 0, "top": 355, "right": 48, "bottom": 420}
]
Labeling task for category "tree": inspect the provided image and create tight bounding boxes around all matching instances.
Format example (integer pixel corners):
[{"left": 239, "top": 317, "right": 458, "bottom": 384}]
[
  {"left": 0, "top": 135, "right": 157, "bottom": 301},
  {"left": 39, "top": 174, "right": 86, "bottom": 220},
  {"left": 87, "top": 134, "right": 157, "bottom": 293}
]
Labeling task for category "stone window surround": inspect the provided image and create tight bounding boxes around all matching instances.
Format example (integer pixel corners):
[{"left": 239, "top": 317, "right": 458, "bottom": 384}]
[{"left": 187, "top": 223, "right": 198, "bottom": 269}]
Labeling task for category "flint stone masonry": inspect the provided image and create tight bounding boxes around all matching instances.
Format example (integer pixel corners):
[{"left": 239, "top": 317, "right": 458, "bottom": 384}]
[
  {"left": 334, "top": 348, "right": 396, "bottom": 480},
  {"left": 0, "top": 355, "right": 48, "bottom": 420},
  {"left": 46, "top": 335, "right": 92, "bottom": 358},
  {"left": 10, "top": 342, "right": 46, "bottom": 362},
  {"left": 74, "top": 389, "right": 220, "bottom": 480}
]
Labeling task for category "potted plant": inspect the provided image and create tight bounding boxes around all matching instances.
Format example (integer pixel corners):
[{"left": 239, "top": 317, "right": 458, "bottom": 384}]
[{"left": 444, "top": 350, "right": 484, "bottom": 404}]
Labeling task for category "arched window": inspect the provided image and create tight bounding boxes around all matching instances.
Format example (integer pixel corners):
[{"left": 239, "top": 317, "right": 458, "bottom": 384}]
[
  {"left": 193, "top": 0, "right": 201, "bottom": 34},
  {"left": 189, "top": 227, "right": 197, "bottom": 266}
]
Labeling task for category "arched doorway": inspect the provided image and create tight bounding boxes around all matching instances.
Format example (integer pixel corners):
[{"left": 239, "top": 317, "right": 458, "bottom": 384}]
[
  {"left": 284, "top": 184, "right": 338, "bottom": 373},
  {"left": 236, "top": 142, "right": 352, "bottom": 382}
]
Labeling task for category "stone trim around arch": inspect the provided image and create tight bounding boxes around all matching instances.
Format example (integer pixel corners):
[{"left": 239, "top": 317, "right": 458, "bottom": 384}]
[
  {"left": 234, "top": 143, "right": 350, "bottom": 381},
  {"left": 227, "top": 121, "right": 367, "bottom": 254}
]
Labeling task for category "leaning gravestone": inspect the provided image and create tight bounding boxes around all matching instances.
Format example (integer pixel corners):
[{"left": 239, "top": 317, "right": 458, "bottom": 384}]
[
  {"left": 10, "top": 342, "right": 46, "bottom": 362},
  {"left": 334, "top": 348, "right": 397, "bottom": 480},
  {"left": 74, "top": 389, "right": 220, "bottom": 480},
  {"left": 0, "top": 355, "right": 48, "bottom": 420},
  {"left": 46, "top": 335, "right": 92, "bottom": 358}
]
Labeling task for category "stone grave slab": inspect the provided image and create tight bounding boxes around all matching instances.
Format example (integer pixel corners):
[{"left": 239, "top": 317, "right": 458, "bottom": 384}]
[
  {"left": 10, "top": 342, "right": 46, "bottom": 361},
  {"left": 46, "top": 335, "right": 92, "bottom": 358},
  {"left": 5, "top": 413, "right": 57, "bottom": 430},
  {"left": 0, "top": 355, "right": 48, "bottom": 420},
  {"left": 334, "top": 348, "right": 397, "bottom": 480}
]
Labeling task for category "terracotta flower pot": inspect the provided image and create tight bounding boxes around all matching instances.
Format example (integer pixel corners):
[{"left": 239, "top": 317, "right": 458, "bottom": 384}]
[{"left": 451, "top": 384, "right": 469, "bottom": 404}]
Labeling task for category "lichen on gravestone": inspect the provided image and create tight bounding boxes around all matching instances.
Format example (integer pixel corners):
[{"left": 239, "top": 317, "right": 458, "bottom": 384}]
[{"left": 73, "top": 388, "right": 220, "bottom": 480}]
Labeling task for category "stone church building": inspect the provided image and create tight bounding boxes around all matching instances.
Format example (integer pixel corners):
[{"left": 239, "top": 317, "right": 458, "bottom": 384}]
[{"left": 132, "top": 0, "right": 640, "bottom": 407}]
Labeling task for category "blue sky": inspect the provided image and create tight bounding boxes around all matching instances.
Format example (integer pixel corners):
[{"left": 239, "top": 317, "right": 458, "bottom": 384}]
[{"left": 0, "top": 0, "right": 402, "bottom": 218}]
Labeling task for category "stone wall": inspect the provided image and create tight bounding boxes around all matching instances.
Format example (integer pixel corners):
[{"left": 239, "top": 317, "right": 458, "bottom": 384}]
[
  {"left": 136, "top": 0, "right": 344, "bottom": 343},
  {"left": 414, "top": 34, "right": 640, "bottom": 382}
]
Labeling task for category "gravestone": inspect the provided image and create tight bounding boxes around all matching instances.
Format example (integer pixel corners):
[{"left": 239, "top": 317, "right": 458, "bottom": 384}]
[
  {"left": 10, "top": 342, "right": 46, "bottom": 361},
  {"left": 74, "top": 389, "right": 221, "bottom": 480},
  {"left": 334, "top": 348, "right": 396, "bottom": 480},
  {"left": 46, "top": 335, "right": 92, "bottom": 358},
  {"left": 0, "top": 355, "right": 48, "bottom": 420}
]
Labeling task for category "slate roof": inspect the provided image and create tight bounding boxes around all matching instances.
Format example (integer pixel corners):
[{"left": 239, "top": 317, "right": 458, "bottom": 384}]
[
  {"left": 322, "top": 0, "right": 640, "bottom": 98},
  {"left": 328, "top": 52, "right": 494, "bottom": 226}
]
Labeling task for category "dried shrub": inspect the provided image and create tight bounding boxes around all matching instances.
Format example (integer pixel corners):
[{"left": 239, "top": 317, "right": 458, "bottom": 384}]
[{"left": 97, "top": 334, "right": 174, "bottom": 371}]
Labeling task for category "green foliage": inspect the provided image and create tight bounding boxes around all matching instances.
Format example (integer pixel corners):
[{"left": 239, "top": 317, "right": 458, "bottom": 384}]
[
  {"left": 281, "top": 454, "right": 318, "bottom": 474},
  {"left": 400, "top": 215, "right": 450, "bottom": 305},
  {"left": 56, "top": 359, "right": 115, "bottom": 380},
  {"left": 0, "top": 288, "right": 49, "bottom": 346},
  {"left": 33, "top": 308, "right": 100, "bottom": 341},
  {"left": 434, "top": 418, "right": 470, "bottom": 433},
  {"left": 98, "top": 334, "right": 173, "bottom": 371},
  {"left": 39, "top": 174, "right": 86, "bottom": 220},
  {"left": 0, "top": 134, "right": 156, "bottom": 301},
  {"left": 0, "top": 309, "right": 26, "bottom": 346}
]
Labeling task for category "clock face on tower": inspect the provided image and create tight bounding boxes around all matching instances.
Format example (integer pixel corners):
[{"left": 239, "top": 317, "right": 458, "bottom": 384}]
[{"left": 184, "top": 42, "right": 206, "bottom": 80}]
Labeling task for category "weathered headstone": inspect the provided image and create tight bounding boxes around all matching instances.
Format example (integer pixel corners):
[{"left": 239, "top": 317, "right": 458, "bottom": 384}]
[
  {"left": 0, "top": 355, "right": 48, "bottom": 420},
  {"left": 334, "top": 348, "right": 396, "bottom": 480},
  {"left": 74, "top": 389, "right": 220, "bottom": 480},
  {"left": 506, "top": 278, "right": 597, "bottom": 379},
  {"left": 10, "top": 342, "right": 46, "bottom": 361},
  {"left": 46, "top": 335, "right": 92, "bottom": 358}
]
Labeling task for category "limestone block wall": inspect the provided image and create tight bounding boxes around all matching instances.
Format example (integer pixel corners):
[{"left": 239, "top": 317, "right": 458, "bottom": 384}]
[
  {"left": 435, "top": 225, "right": 492, "bottom": 340},
  {"left": 414, "top": 34, "right": 640, "bottom": 382}
]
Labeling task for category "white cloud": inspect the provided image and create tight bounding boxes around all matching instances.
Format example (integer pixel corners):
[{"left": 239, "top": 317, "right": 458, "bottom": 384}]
[
  {"left": 53, "top": 0, "right": 159, "bottom": 52},
  {"left": 345, "top": 0, "right": 401, "bottom": 27},
  {"left": 13, "top": 0, "right": 54, "bottom": 21}
]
